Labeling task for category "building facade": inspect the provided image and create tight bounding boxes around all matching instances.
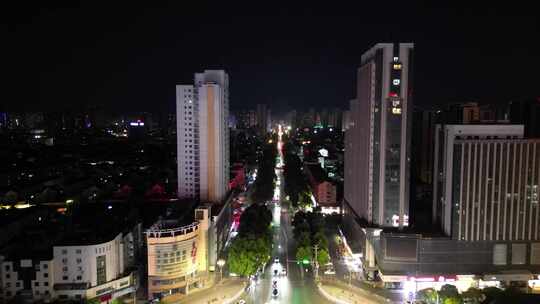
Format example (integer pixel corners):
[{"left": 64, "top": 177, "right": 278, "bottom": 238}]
[
  {"left": 452, "top": 139, "right": 540, "bottom": 242},
  {"left": 53, "top": 233, "right": 136, "bottom": 302},
  {"left": 304, "top": 164, "right": 337, "bottom": 207},
  {"left": 432, "top": 124, "right": 524, "bottom": 235},
  {"left": 0, "top": 232, "right": 138, "bottom": 304},
  {"left": 0, "top": 257, "right": 55, "bottom": 303},
  {"left": 145, "top": 207, "right": 210, "bottom": 301},
  {"left": 345, "top": 43, "right": 414, "bottom": 227},
  {"left": 176, "top": 70, "right": 230, "bottom": 203}
]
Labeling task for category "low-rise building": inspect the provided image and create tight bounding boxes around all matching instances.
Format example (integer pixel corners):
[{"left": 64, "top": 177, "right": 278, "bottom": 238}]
[
  {"left": 52, "top": 231, "right": 138, "bottom": 302},
  {"left": 145, "top": 206, "right": 211, "bottom": 301},
  {"left": 304, "top": 163, "right": 338, "bottom": 211}
]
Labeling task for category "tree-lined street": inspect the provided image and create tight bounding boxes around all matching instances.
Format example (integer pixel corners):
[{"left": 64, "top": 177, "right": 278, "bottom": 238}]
[{"left": 234, "top": 126, "right": 332, "bottom": 304}]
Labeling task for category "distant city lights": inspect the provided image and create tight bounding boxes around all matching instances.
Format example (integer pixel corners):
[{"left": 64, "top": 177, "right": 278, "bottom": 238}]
[{"left": 129, "top": 120, "right": 145, "bottom": 127}]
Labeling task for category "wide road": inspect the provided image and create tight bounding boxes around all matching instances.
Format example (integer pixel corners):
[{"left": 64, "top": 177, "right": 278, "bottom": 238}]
[{"left": 241, "top": 125, "right": 331, "bottom": 304}]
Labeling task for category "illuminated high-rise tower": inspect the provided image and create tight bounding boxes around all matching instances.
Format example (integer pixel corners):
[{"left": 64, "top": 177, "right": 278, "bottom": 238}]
[
  {"left": 176, "top": 70, "right": 229, "bottom": 203},
  {"left": 345, "top": 43, "right": 414, "bottom": 227}
]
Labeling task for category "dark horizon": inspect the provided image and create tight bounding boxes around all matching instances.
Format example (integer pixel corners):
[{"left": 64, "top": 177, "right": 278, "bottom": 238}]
[{"left": 3, "top": 2, "right": 539, "bottom": 113}]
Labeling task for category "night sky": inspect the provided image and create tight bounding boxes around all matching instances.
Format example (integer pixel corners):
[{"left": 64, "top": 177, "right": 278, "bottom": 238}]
[{"left": 4, "top": 2, "right": 539, "bottom": 114}]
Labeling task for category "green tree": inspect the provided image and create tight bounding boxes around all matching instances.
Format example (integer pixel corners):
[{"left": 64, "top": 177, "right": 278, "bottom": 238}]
[
  {"left": 316, "top": 248, "right": 330, "bottom": 266},
  {"left": 296, "top": 231, "right": 311, "bottom": 247},
  {"left": 84, "top": 299, "right": 100, "bottom": 304},
  {"left": 461, "top": 287, "right": 484, "bottom": 304},
  {"left": 293, "top": 221, "right": 310, "bottom": 240},
  {"left": 228, "top": 236, "right": 271, "bottom": 277},
  {"left": 296, "top": 245, "right": 313, "bottom": 263},
  {"left": 481, "top": 286, "right": 502, "bottom": 303},
  {"left": 439, "top": 284, "right": 460, "bottom": 301},
  {"left": 238, "top": 204, "right": 272, "bottom": 237},
  {"left": 292, "top": 211, "right": 307, "bottom": 227},
  {"left": 443, "top": 297, "right": 462, "bottom": 304},
  {"left": 312, "top": 231, "right": 328, "bottom": 250},
  {"left": 496, "top": 286, "right": 522, "bottom": 303},
  {"left": 298, "top": 191, "right": 312, "bottom": 209},
  {"left": 416, "top": 288, "right": 438, "bottom": 304}
]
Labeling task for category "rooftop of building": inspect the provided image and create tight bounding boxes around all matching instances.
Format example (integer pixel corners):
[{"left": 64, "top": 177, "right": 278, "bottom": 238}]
[{"left": 145, "top": 200, "right": 198, "bottom": 231}]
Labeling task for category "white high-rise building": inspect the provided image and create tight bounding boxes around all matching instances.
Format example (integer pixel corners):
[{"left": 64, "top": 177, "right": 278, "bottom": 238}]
[
  {"left": 345, "top": 43, "right": 413, "bottom": 228},
  {"left": 177, "top": 70, "right": 229, "bottom": 203}
]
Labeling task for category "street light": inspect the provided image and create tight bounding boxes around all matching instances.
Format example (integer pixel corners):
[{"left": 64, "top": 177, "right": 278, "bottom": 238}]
[{"left": 217, "top": 259, "right": 226, "bottom": 283}]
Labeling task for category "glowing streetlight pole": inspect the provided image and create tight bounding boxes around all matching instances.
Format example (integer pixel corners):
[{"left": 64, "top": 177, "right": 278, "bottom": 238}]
[{"left": 217, "top": 259, "right": 225, "bottom": 283}]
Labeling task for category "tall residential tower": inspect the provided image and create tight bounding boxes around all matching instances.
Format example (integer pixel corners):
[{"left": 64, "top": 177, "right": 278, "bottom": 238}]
[
  {"left": 345, "top": 43, "right": 414, "bottom": 227},
  {"left": 176, "top": 70, "right": 229, "bottom": 203}
]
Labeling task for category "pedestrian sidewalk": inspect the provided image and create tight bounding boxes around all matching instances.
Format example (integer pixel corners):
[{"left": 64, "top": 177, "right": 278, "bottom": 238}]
[
  {"left": 162, "top": 278, "right": 246, "bottom": 304},
  {"left": 318, "top": 280, "right": 391, "bottom": 304}
]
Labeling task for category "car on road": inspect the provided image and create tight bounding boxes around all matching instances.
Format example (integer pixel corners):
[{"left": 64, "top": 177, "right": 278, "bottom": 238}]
[
  {"left": 273, "top": 269, "right": 278, "bottom": 276},
  {"left": 272, "top": 288, "right": 279, "bottom": 297},
  {"left": 274, "top": 257, "right": 279, "bottom": 264},
  {"left": 324, "top": 263, "right": 336, "bottom": 275}
]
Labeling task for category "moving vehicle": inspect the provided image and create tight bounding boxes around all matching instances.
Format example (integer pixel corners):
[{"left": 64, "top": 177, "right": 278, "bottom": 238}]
[
  {"left": 274, "top": 257, "right": 279, "bottom": 264},
  {"left": 324, "top": 262, "right": 336, "bottom": 275},
  {"left": 272, "top": 288, "right": 279, "bottom": 297}
]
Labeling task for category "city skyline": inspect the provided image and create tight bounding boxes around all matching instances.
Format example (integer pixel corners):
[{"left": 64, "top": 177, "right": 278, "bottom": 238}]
[{"left": 3, "top": 2, "right": 540, "bottom": 304}]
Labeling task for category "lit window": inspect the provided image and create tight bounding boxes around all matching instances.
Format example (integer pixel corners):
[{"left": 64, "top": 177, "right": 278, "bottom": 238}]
[
  {"left": 393, "top": 56, "right": 399, "bottom": 62},
  {"left": 393, "top": 79, "right": 400, "bottom": 85},
  {"left": 392, "top": 108, "right": 402, "bottom": 114},
  {"left": 392, "top": 100, "right": 400, "bottom": 107},
  {"left": 393, "top": 64, "right": 402, "bottom": 70}
]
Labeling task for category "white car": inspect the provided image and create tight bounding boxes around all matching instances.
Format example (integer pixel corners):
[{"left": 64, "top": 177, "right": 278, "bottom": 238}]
[
  {"left": 324, "top": 265, "right": 336, "bottom": 275},
  {"left": 274, "top": 258, "right": 279, "bottom": 264}
]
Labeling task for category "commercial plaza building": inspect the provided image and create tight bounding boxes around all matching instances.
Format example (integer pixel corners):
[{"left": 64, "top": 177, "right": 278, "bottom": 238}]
[
  {"left": 176, "top": 70, "right": 230, "bottom": 203},
  {"left": 344, "top": 43, "right": 414, "bottom": 228},
  {"left": 145, "top": 201, "right": 234, "bottom": 301},
  {"left": 145, "top": 206, "right": 211, "bottom": 301},
  {"left": 343, "top": 129, "right": 540, "bottom": 292}
]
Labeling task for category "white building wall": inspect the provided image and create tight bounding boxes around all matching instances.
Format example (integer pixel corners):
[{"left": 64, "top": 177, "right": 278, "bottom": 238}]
[
  {"left": 453, "top": 139, "right": 540, "bottom": 241},
  {"left": 0, "top": 259, "right": 55, "bottom": 302},
  {"left": 53, "top": 233, "right": 123, "bottom": 288},
  {"left": 433, "top": 124, "right": 524, "bottom": 235},
  {"left": 177, "top": 70, "right": 229, "bottom": 203},
  {"left": 176, "top": 85, "right": 197, "bottom": 199}
]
